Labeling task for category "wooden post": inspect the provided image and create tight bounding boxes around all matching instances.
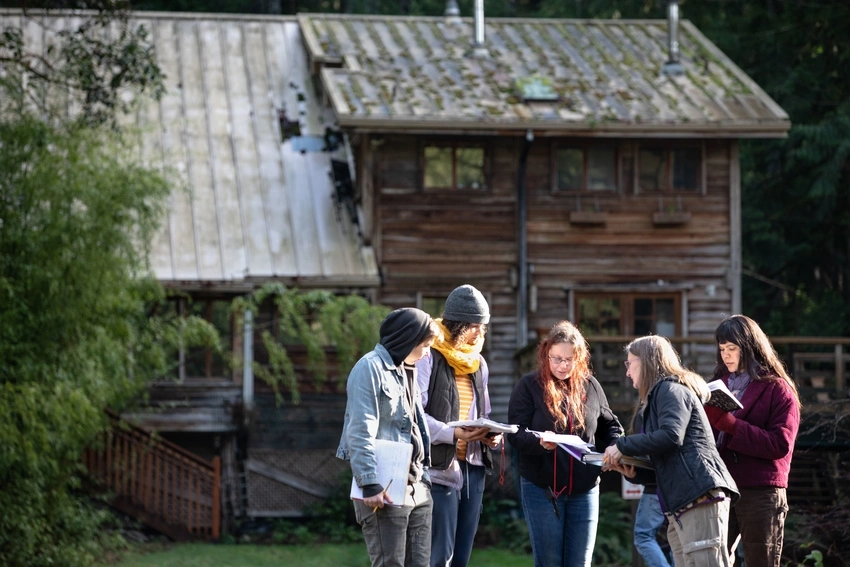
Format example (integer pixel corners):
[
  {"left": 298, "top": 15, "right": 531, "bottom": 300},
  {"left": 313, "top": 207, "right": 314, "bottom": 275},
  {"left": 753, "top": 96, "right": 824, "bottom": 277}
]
[
  {"left": 836, "top": 344, "right": 845, "bottom": 392},
  {"left": 212, "top": 456, "right": 221, "bottom": 539}
]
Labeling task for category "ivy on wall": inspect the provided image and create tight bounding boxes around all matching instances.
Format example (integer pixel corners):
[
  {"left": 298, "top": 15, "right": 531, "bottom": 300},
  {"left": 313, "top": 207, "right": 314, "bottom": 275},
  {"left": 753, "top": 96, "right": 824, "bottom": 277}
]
[{"left": 232, "top": 283, "right": 390, "bottom": 402}]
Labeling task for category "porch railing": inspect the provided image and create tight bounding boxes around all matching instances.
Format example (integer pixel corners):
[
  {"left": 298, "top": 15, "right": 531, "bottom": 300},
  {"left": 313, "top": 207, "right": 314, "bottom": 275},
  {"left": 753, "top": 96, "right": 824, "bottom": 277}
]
[
  {"left": 84, "top": 411, "right": 221, "bottom": 540},
  {"left": 583, "top": 335, "right": 850, "bottom": 407}
]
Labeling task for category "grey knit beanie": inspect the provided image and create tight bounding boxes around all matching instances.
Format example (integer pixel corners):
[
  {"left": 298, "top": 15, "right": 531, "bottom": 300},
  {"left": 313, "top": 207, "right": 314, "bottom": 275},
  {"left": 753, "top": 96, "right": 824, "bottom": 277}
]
[{"left": 442, "top": 285, "right": 490, "bottom": 324}]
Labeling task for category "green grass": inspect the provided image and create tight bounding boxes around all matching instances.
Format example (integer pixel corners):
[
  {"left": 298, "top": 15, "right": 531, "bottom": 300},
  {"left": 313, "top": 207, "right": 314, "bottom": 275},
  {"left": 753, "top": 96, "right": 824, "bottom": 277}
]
[{"left": 110, "top": 543, "right": 531, "bottom": 567}]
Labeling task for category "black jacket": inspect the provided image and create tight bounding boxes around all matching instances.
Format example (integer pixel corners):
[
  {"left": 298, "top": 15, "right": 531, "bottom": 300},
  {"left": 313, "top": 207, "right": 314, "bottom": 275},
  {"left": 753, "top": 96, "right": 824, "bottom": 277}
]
[
  {"left": 507, "top": 371, "right": 623, "bottom": 495},
  {"left": 617, "top": 376, "right": 739, "bottom": 514},
  {"left": 424, "top": 350, "right": 492, "bottom": 470}
]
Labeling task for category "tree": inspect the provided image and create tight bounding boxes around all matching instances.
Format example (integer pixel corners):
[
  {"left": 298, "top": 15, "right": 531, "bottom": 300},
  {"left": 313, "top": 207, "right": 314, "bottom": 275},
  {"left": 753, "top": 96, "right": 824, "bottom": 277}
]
[
  {"left": 0, "top": 0, "right": 164, "bottom": 126},
  {"left": 0, "top": 4, "right": 218, "bottom": 566}
]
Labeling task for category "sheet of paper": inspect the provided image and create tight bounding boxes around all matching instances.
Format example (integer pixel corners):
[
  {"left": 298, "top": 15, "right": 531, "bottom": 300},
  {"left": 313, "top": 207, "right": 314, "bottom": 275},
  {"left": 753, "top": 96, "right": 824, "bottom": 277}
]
[
  {"left": 350, "top": 439, "right": 412, "bottom": 506},
  {"left": 445, "top": 418, "right": 519, "bottom": 434}
]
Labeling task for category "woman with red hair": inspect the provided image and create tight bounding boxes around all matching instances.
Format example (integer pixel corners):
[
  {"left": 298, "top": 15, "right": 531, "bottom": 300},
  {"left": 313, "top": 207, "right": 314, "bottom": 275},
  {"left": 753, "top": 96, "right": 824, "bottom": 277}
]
[{"left": 507, "top": 321, "right": 623, "bottom": 566}]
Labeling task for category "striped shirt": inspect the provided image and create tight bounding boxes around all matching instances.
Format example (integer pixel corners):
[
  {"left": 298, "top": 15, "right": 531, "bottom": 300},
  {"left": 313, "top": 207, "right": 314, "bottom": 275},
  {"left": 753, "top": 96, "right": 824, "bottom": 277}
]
[{"left": 455, "top": 373, "right": 475, "bottom": 461}]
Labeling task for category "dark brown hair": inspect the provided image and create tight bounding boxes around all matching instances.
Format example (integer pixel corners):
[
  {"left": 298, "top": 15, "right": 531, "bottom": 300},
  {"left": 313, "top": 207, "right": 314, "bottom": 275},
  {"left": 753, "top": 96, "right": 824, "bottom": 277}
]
[
  {"left": 713, "top": 315, "right": 800, "bottom": 407},
  {"left": 442, "top": 319, "right": 487, "bottom": 349}
]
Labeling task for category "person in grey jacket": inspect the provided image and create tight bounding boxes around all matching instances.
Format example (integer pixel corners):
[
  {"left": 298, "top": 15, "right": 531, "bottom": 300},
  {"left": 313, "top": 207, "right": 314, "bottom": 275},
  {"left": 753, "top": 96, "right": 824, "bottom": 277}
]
[
  {"left": 603, "top": 335, "right": 739, "bottom": 567},
  {"left": 337, "top": 308, "right": 441, "bottom": 567}
]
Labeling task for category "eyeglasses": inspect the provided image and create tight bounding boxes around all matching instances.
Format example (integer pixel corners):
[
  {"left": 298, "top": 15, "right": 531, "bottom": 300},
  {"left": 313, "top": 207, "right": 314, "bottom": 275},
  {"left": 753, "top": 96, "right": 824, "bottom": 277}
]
[
  {"left": 548, "top": 356, "right": 573, "bottom": 367},
  {"left": 624, "top": 359, "right": 638, "bottom": 369}
]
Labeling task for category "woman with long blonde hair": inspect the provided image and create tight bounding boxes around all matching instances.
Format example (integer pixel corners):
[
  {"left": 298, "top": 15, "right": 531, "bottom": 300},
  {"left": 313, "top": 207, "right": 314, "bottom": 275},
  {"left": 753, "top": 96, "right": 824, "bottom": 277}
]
[
  {"left": 507, "top": 321, "right": 623, "bottom": 567},
  {"left": 604, "top": 335, "right": 739, "bottom": 567}
]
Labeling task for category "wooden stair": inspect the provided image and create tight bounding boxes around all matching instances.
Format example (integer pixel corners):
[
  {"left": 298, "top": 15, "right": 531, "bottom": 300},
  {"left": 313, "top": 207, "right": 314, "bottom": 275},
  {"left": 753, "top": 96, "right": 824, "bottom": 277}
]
[{"left": 84, "top": 411, "right": 221, "bottom": 541}]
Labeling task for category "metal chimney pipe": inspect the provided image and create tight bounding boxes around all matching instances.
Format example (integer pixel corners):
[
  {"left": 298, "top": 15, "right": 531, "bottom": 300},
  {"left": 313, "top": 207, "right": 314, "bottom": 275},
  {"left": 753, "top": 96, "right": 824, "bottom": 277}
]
[
  {"left": 471, "top": 0, "right": 489, "bottom": 58},
  {"left": 444, "top": 0, "right": 460, "bottom": 17},
  {"left": 662, "top": 0, "right": 684, "bottom": 76}
]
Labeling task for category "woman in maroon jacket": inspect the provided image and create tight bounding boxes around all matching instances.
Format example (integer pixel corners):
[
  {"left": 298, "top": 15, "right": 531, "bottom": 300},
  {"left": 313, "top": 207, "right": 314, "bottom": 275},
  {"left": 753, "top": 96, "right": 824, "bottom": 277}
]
[{"left": 705, "top": 315, "right": 801, "bottom": 567}]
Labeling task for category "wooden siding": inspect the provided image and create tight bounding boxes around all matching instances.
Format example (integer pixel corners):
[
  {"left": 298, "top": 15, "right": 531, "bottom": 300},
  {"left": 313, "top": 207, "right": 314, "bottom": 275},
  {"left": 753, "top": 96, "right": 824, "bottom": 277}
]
[
  {"left": 369, "top": 134, "right": 735, "bottom": 419},
  {"left": 371, "top": 135, "right": 518, "bottom": 418}
]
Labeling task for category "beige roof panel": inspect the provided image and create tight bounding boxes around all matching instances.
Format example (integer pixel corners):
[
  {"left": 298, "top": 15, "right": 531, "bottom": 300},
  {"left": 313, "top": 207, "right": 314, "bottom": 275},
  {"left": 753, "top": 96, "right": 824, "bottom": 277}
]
[{"left": 1, "top": 11, "right": 379, "bottom": 287}]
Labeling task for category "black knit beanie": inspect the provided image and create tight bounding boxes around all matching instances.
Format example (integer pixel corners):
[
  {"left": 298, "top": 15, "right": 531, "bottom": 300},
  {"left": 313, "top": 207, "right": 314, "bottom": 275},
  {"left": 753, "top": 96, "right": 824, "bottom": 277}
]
[
  {"left": 442, "top": 284, "right": 490, "bottom": 324},
  {"left": 379, "top": 308, "right": 433, "bottom": 366}
]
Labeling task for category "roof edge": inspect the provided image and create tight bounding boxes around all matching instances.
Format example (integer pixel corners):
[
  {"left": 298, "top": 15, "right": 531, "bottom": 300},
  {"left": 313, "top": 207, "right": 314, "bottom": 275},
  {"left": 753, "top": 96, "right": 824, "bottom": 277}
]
[{"left": 338, "top": 117, "right": 791, "bottom": 139}]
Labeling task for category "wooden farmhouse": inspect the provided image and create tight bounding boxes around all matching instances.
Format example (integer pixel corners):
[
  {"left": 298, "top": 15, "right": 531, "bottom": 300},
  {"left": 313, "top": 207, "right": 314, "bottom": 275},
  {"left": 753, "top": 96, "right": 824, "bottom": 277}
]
[{"left": 3, "top": 5, "right": 801, "bottom": 529}]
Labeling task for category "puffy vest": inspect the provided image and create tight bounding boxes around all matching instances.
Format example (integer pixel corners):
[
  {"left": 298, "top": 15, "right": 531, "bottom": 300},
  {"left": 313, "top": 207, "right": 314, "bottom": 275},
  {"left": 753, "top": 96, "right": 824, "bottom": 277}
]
[{"left": 425, "top": 350, "right": 492, "bottom": 470}]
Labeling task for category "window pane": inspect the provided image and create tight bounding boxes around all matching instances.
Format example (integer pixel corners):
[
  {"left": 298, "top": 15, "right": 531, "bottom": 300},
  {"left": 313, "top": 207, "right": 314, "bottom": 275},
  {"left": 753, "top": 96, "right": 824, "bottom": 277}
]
[
  {"left": 424, "top": 146, "right": 453, "bottom": 188},
  {"left": 587, "top": 147, "right": 616, "bottom": 190},
  {"left": 655, "top": 299, "right": 676, "bottom": 337},
  {"left": 456, "top": 147, "right": 485, "bottom": 190},
  {"left": 556, "top": 148, "right": 583, "bottom": 190},
  {"left": 634, "top": 298, "right": 652, "bottom": 317},
  {"left": 672, "top": 148, "right": 700, "bottom": 191},
  {"left": 421, "top": 297, "right": 446, "bottom": 319},
  {"left": 578, "top": 297, "right": 622, "bottom": 335},
  {"left": 639, "top": 148, "right": 666, "bottom": 191}
]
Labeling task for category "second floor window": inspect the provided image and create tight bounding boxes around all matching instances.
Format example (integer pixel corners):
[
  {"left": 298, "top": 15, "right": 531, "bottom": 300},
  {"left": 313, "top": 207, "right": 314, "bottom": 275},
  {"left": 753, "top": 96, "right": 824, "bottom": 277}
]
[
  {"left": 639, "top": 146, "right": 702, "bottom": 192},
  {"left": 424, "top": 144, "right": 487, "bottom": 190},
  {"left": 555, "top": 145, "right": 616, "bottom": 191}
]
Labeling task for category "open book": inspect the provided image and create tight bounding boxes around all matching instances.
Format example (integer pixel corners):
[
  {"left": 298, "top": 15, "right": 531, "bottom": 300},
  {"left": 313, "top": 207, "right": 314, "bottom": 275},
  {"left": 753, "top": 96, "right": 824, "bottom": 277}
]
[
  {"left": 445, "top": 418, "right": 519, "bottom": 434},
  {"left": 530, "top": 431, "right": 604, "bottom": 466},
  {"left": 706, "top": 380, "right": 744, "bottom": 412},
  {"left": 350, "top": 439, "right": 412, "bottom": 507}
]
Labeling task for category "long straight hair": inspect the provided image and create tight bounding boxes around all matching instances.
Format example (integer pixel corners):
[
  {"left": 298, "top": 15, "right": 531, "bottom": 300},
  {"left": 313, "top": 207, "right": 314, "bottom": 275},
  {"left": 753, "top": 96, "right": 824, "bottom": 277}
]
[
  {"left": 535, "top": 321, "right": 591, "bottom": 433},
  {"left": 626, "top": 335, "right": 709, "bottom": 403},
  {"left": 713, "top": 314, "right": 801, "bottom": 407}
]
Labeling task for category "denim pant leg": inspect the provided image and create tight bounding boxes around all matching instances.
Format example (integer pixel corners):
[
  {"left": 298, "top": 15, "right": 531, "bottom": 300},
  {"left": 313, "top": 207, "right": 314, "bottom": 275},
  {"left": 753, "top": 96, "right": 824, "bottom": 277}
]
[
  {"left": 562, "top": 484, "right": 599, "bottom": 567},
  {"left": 430, "top": 482, "right": 459, "bottom": 567},
  {"left": 452, "top": 464, "right": 486, "bottom": 567},
  {"left": 634, "top": 493, "right": 673, "bottom": 567},
  {"left": 521, "top": 477, "right": 599, "bottom": 567}
]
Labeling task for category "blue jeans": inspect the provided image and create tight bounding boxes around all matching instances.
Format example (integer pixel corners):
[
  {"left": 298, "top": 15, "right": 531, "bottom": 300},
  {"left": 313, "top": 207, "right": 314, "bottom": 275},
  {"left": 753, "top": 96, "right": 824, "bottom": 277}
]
[
  {"left": 520, "top": 477, "right": 599, "bottom": 567},
  {"left": 635, "top": 492, "right": 673, "bottom": 567},
  {"left": 429, "top": 463, "right": 486, "bottom": 567}
]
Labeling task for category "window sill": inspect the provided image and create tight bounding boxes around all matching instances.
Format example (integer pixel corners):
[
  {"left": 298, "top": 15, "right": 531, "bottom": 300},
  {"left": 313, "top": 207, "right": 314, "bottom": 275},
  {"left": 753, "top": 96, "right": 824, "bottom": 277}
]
[
  {"left": 652, "top": 212, "right": 692, "bottom": 226},
  {"left": 569, "top": 211, "right": 607, "bottom": 225}
]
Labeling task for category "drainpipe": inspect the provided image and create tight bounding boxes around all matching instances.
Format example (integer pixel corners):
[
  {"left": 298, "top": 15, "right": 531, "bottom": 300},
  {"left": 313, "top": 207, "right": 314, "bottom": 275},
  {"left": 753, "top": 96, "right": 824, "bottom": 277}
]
[
  {"left": 517, "top": 129, "right": 534, "bottom": 349},
  {"left": 242, "top": 308, "right": 254, "bottom": 414},
  {"left": 661, "top": 0, "right": 685, "bottom": 76}
]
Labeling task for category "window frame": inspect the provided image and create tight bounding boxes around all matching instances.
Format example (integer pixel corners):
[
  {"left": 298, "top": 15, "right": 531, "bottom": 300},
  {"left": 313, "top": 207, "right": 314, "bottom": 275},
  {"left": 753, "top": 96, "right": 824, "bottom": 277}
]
[
  {"left": 420, "top": 140, "right": 491, "bottom": 192},
  {"left": 550, "top": 141, "right": 619, "bottom": 193},
  {"left": 636, "top": 142, "right": 706, "bottom": 194},
  {"left": 573, "top": 292, "right": 682, "bottom": 337}
]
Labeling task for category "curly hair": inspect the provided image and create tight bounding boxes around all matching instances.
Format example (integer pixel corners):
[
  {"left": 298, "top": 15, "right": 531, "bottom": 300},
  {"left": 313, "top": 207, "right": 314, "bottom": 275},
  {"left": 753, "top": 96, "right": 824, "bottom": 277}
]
[
  {"left": 442, "top": 319, "right": 487, "bottom": 349},
  {"left": 535, "top": 321, "right": 591, "bottom": 433}
]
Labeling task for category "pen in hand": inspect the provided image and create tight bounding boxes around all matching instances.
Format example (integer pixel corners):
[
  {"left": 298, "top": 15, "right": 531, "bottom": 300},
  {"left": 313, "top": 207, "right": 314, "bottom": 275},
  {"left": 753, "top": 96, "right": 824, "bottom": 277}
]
[{"left": 372, "top": 479, "right": 394, "bottom": 513}]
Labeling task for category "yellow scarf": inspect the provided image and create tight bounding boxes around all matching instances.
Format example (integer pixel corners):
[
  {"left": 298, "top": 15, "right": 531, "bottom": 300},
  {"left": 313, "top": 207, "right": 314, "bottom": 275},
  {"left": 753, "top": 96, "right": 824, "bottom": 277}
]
[{"left": 431, "top": 319, "right": 484, "bottom": 375}]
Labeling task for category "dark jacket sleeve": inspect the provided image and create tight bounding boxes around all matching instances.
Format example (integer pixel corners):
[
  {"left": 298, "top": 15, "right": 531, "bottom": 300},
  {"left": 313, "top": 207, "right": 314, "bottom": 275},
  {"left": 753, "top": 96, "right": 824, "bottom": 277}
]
[
  {"left": 507, "top": 373, "right": 548, "bottom": 456},
  {"left": 589, "top": 377, "right": 623, "bottom": 449},
  {"left": 726, "top": 379, "right": 800, "bottom": 460},
  {"left": 617, "top": 382, "right": 690, "bottom": 457}
]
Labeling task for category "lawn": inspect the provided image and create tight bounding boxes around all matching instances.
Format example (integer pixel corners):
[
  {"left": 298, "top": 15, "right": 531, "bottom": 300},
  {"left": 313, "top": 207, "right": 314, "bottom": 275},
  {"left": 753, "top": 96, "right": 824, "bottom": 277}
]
[{"left": 110, "top": 543, "right": 531, "bottom": 567}]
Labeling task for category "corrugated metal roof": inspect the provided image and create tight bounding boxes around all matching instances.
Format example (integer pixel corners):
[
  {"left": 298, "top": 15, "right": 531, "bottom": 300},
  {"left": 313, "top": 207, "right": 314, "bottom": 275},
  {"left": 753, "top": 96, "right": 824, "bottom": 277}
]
[
  {"left": 2, "top": 11, "right": 379, "bottom": 288},
  {"left": 299, "top": 14, "right": 789, "bottom": 136}
]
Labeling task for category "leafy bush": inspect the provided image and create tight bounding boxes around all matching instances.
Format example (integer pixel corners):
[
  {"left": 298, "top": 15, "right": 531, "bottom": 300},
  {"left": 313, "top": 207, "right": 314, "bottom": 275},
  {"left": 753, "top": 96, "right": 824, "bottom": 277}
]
[{"left": 0, "top": 116, "right": 214, "bottom": 566}]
